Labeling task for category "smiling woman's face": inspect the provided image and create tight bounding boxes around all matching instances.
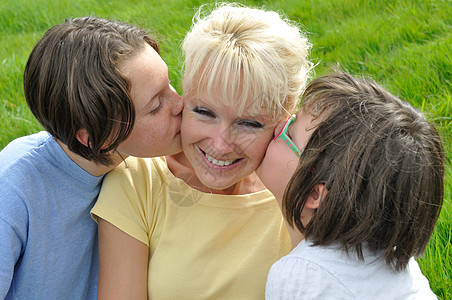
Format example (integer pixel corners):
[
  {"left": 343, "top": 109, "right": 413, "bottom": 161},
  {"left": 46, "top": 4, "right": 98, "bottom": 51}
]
[{"left": 181, "top": 89, "right": 277, "bottom": 191}]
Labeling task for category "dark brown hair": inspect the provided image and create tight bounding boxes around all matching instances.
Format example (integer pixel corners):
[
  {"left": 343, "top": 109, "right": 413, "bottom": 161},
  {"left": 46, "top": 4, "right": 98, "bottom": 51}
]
[
  {"left": 24, "top": 16, "right": 159, "bottom": 165},
  {"left": 284, "top": 71, "right": 445, "bottom": 271}
]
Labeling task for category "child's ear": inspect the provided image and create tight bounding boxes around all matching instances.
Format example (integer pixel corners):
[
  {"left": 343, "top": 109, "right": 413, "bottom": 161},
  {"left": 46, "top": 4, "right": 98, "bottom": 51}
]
[
  {"left": 76, "top": 129, "right": 90, "bottom": 148},
  {"left": 305, "top": 183, "right": 328, "bottom": 209}
]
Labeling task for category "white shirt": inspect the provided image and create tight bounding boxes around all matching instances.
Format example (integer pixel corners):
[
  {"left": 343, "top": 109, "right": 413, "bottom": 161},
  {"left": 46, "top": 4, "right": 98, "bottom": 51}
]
[{"left": 266, "top": 239, "right": 437, "bottom": 299}]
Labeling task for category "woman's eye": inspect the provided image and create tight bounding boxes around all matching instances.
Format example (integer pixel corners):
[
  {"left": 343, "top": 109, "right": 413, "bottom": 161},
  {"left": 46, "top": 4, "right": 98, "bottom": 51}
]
[
  {"left": 238, "top": 120, "right": 263, "bottom": 129},
  {"left": 193, "top": 107, "right": 215, "bottom": 118}
]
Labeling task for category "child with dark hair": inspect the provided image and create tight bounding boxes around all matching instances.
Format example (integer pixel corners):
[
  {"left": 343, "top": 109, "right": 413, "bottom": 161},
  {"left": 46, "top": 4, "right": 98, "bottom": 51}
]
[
  {"left": 0, "top": 16, "right": 182, "bottom": 299},
  {"left": 257, "top": 71, "right": 444, "bottom": 299}
]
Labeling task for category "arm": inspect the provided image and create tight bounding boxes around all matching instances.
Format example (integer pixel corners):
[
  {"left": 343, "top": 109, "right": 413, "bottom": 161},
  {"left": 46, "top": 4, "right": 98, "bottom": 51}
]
[
  {"left": 0, "top": 183, "right": 28, "bottom": 299},
  {"left": 97, "top": 217, "right": 149, "bottom": 300},
  {"left": 0, "top": 218, "right": 22, "bottom": 299}
]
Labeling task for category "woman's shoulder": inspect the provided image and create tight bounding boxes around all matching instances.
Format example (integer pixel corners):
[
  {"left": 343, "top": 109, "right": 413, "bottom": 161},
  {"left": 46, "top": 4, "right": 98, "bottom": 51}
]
[
  {"left": 108, "top": 156, "right": 168, "bottom": 177},
  {"left": 100, "top": 157, "right": 173, "bottom": 198},
  {"left": 117, "top": 156, "right": 166, "bottom": 169}
]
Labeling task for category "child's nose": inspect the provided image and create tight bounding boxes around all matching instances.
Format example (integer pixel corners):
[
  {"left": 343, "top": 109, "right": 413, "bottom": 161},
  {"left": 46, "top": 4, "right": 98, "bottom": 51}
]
[
  {"left": 169, "top": 87, "right": 183, "bottom": 116},
  {"left": 273, "top": 119, "right": 287, "bottom": 140}
]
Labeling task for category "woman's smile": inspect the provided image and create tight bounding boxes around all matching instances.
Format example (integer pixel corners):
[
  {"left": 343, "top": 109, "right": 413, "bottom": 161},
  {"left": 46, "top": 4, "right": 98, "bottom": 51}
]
[{"left": 180, "top": 93, "right": 277, "bottom": 191}]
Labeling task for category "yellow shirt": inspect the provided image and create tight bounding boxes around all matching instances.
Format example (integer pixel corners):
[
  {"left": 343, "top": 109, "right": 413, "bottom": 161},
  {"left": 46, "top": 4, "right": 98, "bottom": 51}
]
[{"left": 92, "top": 156, "right": 291, "bottom": 299}]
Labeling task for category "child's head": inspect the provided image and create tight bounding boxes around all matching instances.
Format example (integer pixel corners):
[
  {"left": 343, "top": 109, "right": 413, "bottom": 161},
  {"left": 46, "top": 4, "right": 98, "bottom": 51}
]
[
  {"left": 24, "top": 16, "right": 181, "bottom": 165},
  {"left": 259, "top": 71, "right": 445, "bottom": 271},
  {"left": 182, "top": 3, "right": 312, "bottom": 121}
]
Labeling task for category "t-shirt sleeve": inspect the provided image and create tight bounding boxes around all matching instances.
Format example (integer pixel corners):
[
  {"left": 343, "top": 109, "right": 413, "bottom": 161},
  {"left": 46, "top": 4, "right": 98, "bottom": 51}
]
[
  {"left": 265, "top": 256, "right": 355, "bottom": 300},
  {"left": 91, "top": 157, "right": 156, "bottom": 246},
  {"left": 0, "top": 185, "right": 27, "bottom": 299},
  {"left": 0, "top": 217, "right": 23, "bottom": 298}
]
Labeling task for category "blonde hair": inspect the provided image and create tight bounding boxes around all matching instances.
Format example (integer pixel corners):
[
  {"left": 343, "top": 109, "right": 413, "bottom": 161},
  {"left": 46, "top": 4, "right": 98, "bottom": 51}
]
[{"left": 182, "top": 3, "right": 313, "bottom": 119}]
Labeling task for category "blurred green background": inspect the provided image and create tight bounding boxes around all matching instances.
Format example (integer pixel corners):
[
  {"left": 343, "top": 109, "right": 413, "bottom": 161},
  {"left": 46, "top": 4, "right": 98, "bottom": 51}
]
[{"left": 1, "top": 0, "right": 450, "bottom": 298}]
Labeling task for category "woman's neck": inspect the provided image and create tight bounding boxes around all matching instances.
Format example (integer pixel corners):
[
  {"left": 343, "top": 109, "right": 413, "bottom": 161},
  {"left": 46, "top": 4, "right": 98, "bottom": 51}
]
[{"left": 166, "top": 152, "right": 266, "bottom": 195}]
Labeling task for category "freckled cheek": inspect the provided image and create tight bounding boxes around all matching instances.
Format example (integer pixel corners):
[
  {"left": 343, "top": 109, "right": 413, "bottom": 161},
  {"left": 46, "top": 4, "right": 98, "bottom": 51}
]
[{"left": 136, "top": 118, "right": 162, "bottom": 138}]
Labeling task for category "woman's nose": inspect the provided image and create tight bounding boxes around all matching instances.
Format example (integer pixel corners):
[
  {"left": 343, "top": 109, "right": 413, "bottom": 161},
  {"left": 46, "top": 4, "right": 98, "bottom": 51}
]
[{"left": 210, "top": 130, "right": 235, "bottom": 154}]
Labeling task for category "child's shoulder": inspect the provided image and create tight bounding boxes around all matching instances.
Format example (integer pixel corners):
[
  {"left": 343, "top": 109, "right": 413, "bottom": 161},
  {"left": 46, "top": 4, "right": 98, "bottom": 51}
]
[
  {"left": 0, "top": 131, "right": 52, "bottom": 174},
  {"left": 270, "top": 240, "right": 436, "bottom": 299},
  {"left": 267, "top": 240, "right": 354, "bottom": 299}
]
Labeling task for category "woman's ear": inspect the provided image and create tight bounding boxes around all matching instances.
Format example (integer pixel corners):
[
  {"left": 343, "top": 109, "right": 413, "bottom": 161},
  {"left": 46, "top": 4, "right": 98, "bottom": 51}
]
[
  {"left": 76, "top": 129, "right": 90, "bottom": 148},
  {"left": 305, "top": 183, "right": 328, "bottom": 209}
]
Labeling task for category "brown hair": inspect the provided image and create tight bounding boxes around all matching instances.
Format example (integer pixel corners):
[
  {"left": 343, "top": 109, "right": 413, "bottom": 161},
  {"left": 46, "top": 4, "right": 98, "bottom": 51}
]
[
  {"left": 24, "top": 16, "right": 159, "bottom": 165},
  {"left": 284, "top": 71, "right": 445, "bottom": 271}
]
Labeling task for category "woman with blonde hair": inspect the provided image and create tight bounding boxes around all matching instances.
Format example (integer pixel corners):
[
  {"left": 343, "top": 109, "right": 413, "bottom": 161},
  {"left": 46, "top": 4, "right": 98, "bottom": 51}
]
[{"left": 92, "top": 3, "right": 313, "bottom": 299}]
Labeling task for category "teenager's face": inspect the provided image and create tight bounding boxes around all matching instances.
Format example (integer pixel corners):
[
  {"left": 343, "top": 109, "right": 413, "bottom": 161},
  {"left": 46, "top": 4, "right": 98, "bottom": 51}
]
[
  {"left": 117, "top": 44, "right": 183, "bottom": 157},
  {"left": 256, "top": 108, "right": 316, "bottom": 201},
  {"left": 181, "top": 91, "right": 277, "bottom": 190}
]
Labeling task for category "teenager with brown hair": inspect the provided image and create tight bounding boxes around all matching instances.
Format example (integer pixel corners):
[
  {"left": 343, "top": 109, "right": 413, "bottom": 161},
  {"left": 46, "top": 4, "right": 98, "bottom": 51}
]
[{"left": 0, "top": 16, "right": 182, "bottom": 299}]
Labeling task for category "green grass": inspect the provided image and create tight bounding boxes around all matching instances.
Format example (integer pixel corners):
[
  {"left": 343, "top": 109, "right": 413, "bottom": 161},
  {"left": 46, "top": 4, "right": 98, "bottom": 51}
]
[{"left": 1, "top": 0, "right": 451, "bottom": 298}]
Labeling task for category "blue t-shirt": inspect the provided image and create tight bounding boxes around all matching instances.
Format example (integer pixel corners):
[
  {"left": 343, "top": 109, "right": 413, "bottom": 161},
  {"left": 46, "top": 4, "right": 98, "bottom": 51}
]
[{"left": 0, "top": 132, "right": 103, "bottom": 299}]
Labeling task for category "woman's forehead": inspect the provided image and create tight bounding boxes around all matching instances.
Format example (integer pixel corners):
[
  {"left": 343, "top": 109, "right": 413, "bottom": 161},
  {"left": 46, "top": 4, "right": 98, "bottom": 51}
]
[{"left": 184, "top": 58, "right": 289, "bottom": 121}]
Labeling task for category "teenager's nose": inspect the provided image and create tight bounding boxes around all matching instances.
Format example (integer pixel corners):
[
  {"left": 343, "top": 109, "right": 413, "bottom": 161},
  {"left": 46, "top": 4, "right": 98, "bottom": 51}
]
[
  {"left": 169, "top": 84, "right": 183, "bottom": 115},
  {"left": 273, "top": 119, "right": 287, "bottom": 140}
]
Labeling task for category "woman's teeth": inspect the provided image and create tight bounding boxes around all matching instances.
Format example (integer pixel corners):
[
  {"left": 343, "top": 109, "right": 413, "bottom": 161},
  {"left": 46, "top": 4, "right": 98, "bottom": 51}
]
[{"left": 205, "top": 153, "right": 236, "bottom": 166}]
